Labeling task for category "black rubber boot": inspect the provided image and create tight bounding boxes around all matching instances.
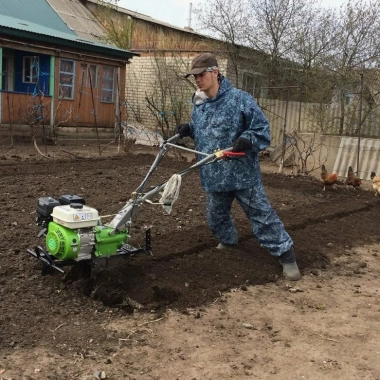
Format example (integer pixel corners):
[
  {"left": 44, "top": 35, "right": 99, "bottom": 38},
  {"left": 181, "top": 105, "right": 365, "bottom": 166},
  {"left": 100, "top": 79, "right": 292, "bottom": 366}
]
[{"left": 279, "top": 247, "right": 301, "bottom": 281}]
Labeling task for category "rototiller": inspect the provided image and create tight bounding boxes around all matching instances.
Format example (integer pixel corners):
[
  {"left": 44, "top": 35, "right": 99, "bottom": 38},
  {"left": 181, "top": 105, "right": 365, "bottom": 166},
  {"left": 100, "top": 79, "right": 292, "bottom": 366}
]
[{"left": 26, "top": 135, "right": 245, "bottom": 274}]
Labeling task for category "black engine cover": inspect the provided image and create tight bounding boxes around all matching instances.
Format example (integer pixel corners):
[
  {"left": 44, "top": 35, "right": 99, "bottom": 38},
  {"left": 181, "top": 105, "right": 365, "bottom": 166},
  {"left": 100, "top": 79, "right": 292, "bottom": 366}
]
[
  {"left": 37, "top": 197, "right": 61, "bottom": 218},
  {"left": 59, "top": 194, "right": 86, "bottom": 206}
]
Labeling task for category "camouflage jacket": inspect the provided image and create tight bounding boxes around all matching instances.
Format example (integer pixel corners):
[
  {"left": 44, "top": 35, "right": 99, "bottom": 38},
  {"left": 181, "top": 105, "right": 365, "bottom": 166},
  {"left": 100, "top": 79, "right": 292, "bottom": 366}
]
[{"left": 189, "top": 77, "right": 270, "bottom": 192}]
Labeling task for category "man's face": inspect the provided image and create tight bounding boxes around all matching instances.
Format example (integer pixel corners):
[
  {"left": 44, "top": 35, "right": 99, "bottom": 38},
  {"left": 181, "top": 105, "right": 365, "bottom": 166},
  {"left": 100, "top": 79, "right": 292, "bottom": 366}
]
[{"left": 193, "top": 69, "right": 219, "bottom": 94}]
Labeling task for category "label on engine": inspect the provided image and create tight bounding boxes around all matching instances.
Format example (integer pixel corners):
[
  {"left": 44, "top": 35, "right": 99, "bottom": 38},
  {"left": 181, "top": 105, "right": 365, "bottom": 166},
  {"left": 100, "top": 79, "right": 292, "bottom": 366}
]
[
  {"left": 52, "top": 205, "right": 99, "bottom": 229},
  {"left": 73, "top": 212, "right": 89, "bottom": 221}
]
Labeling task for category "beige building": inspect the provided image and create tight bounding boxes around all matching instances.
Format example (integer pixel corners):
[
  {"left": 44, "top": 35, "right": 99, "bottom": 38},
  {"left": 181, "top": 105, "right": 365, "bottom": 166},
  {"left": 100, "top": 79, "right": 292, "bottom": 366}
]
[{"left": 83, "top": 0, "right": 276, "bottom": 138}]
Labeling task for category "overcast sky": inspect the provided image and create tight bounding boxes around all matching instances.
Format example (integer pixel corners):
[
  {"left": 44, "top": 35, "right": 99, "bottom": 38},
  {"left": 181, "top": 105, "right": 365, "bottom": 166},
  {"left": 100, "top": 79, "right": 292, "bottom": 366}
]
[{"left": 117, "top": 0, "right": 348, "bottom": 29}]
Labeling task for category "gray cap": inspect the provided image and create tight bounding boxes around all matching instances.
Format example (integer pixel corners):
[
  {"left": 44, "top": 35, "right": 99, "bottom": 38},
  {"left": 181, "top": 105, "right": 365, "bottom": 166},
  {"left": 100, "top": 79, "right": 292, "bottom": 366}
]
[{"left": 185, "top": 53, "right": 218, "bottom": 78}]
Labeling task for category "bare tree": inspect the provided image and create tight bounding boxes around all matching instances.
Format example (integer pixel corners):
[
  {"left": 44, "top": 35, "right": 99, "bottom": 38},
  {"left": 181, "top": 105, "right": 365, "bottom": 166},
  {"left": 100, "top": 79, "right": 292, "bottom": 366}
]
[
  {"left": 194, "top": 0, "right": 251, "bottom": 45},
  {"left": 94, "top": 0, "right": 133, "bottom": 50},
  {"left": 286, "top": 131, "right": 327, "bottom": 175},
  {"left": 322, "top": 0, "right": 380, "bottom": 134},
  {"left": 144, "top": 52, "right": 195, "bottom": 138},
  {"left": 195, "top": 0, "right": 380, "bottom": 137},
  {"left": 195, "top": 0, "right": 318, "bottom": 88}
]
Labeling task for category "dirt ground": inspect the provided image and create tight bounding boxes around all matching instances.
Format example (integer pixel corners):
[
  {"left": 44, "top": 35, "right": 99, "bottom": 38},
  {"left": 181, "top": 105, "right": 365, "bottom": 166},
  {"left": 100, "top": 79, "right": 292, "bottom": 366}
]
[{"left": 0, "top": 141, "right": 380, "bottom": 380}]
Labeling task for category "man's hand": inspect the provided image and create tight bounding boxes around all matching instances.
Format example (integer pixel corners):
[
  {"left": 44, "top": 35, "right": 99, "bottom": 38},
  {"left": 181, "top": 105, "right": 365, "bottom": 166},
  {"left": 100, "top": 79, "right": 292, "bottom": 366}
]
[
  {"left": 176, "top": 123, "right": 191, "bottom": 138},
  {"left": 232, "top": 137, "right": 252, "bottom": 152}
]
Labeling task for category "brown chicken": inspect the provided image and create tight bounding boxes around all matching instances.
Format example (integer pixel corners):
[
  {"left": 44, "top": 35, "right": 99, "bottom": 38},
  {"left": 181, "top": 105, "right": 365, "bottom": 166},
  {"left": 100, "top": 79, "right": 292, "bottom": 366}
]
[
  {"left": 320, "top": 165, "right": 337, "bottom": 191},
  {"left": 370, "top": 172, "right": 380, "bottom": 196},
  {"left": 345, "top": 166, "right": 361, "bottom": 189}
]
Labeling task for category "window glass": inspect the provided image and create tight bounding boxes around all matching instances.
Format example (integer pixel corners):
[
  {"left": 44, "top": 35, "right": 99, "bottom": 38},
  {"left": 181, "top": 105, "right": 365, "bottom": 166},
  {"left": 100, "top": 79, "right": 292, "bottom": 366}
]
[
  {"left": 2, "top": 55, "right": 14, "bottom": 91},
  {"left": 80, "top": 63, "right": 97, "bottom": 88},
  {"left": 101, "top": 66, "right": 115, "bottom": 102},
  {"left": 59, "top": 59, "right": 75, "bottom": 99},
  {"left": 242, "top": 72, "right": 267, "bottom": 100},
  {"left": 23, "top": 56, "right": 39, "bottom": 83}
]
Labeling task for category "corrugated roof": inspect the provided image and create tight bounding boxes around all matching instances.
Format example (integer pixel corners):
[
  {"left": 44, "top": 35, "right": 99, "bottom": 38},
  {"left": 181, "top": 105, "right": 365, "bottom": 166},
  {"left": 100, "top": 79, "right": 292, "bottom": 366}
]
[
  {"left": 46, "top": 0, "right": 108, "bottom": 43},
  {"left": 0, "top": 14, "right": 138, "bottom": 60},
  {"left": 0, "top": 0, "right": 75, "bottom": 35},
  {"left": 86, "top": 0, "right": 203, "bottom": 37}
]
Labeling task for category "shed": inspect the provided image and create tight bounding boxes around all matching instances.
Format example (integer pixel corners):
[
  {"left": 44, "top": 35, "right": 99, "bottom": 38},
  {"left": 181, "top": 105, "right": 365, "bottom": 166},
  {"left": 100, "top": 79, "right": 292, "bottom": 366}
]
[{"left": 0, "top": 0, "right": 138, "bottom": 142}]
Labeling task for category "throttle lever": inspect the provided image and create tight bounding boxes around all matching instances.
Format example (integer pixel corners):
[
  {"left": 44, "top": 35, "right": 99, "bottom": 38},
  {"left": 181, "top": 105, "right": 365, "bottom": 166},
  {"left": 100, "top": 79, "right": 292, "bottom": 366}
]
[{"left": 222, "top": 152, "right": 246, "bottom": 157}]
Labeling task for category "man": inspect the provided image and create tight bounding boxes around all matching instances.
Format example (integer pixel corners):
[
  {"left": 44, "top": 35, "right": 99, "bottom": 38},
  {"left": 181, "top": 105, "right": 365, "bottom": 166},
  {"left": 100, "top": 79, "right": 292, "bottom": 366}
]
[{"left": 177, "top": 52, "right": 301, "bottom": 281}]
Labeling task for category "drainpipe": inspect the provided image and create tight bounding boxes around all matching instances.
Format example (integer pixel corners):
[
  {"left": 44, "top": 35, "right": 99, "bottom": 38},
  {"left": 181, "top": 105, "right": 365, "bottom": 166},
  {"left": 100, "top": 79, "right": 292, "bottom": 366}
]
[
  {"left": 0, "top": 47, "right": 2, "bottom": 124},
  {"left": 50, "top": 55, "right": 55, "bottom": 134},
  {"left": 116, "top": 66, "right": 121, "bottom": 131}
]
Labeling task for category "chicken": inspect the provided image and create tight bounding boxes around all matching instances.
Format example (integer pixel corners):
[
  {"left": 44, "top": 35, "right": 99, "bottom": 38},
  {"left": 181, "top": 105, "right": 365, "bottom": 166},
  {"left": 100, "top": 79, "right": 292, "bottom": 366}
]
[
  {"left": 320, "top": 165, "right": 337, "bottom": 191},
  {"left": 345, "top": 166, "right": 361, "bottom": 189},
  {"left": 370, "top": 171, "right": 380, "bottom": 196}
]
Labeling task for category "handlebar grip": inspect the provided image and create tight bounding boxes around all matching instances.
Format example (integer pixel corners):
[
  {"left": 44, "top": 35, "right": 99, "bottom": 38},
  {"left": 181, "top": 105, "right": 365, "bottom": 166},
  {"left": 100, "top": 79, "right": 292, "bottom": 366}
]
[{"left": 222, "top": 152, "right": 246, "bottom": 157}]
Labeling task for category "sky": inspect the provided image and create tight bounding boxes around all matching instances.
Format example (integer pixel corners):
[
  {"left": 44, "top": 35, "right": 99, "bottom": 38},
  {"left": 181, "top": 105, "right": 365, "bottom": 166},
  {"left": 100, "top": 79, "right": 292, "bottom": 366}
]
[
  {"left": 117, "top": 0, "right": 201, "bottom": 29},
  {"left": 117, "top": 0, "right": 348, "bottom": 29}
]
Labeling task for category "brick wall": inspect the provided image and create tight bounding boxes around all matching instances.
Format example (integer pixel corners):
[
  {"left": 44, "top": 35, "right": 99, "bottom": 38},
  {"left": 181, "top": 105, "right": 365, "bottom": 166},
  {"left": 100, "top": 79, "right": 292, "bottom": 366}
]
[{"left": 125, "top": 54, "right": 229, "bottom": 137}]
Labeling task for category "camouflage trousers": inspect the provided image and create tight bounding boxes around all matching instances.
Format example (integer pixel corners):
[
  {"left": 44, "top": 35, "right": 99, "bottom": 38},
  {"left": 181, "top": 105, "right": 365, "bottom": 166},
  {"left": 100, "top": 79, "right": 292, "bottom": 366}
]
[{"left": 205, "top": 185, "right": 293, "bottom": 257}]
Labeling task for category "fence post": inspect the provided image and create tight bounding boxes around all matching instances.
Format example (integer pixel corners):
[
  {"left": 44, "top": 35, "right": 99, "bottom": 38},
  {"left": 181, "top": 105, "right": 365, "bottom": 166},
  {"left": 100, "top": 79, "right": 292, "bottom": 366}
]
[
  {"left": 298, "top": 89, "right": 302, "bottom": 133},
  {"left": 357, "top": 72, "right": 363, "bottom": 176},
  {"left": 279, "top": 86, "right": 290, "bottom": 173}
]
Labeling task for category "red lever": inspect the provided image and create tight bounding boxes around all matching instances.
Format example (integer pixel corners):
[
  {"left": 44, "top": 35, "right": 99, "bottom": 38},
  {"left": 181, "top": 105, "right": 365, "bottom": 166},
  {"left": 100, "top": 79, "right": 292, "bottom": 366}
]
[{"left": 222, "top": 151, "right": 246, "bottom": 157}]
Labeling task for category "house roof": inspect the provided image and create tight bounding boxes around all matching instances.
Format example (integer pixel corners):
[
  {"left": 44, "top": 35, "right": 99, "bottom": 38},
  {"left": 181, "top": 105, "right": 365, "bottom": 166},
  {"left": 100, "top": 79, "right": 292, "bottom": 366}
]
[
  {"left": 0, "top": 0, "right": 138, "bottom": 60},
  {"left": 85, "top": 0, "right": 202, "bottom": 37},
  {"left": 0, "top": 14, "right": 138, "bottom": 60},
  {"left": 45, "top": 0, "right": 108, "bottom": 43},
  {"left": 0, "top": 0, "right": 75, "bottom": 35}
]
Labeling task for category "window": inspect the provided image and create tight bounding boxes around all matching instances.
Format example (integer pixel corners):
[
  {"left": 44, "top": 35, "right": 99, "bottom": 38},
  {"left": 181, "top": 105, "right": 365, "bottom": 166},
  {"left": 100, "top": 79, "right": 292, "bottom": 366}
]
[
  {"left": 2, "top": 55, "right": 14, "bottom": 91},
  {"left": 59, "top": 59, "right": 75, "bottom": 99},
  {"left": 331, "top": 89, "right": 355, "bottom": 105},
  {"left": 80, "top": 63, "right": 97, "bottom": 88},
  {"left": 23, "top": 56, "right": 39, "bottom": 83},
  {"left": 242, "top": 72, "right": 267, "bottom": 100},
  {"left": 101, "top": 66, "right": 115, "bottom": 102},
  {"left": 345, "top": 93, "right": 353, "bottom": 105}
]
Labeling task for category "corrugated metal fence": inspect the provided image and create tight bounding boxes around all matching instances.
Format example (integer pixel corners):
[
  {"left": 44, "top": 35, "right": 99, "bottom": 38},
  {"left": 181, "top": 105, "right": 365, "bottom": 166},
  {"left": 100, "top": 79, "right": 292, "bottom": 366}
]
[
  {"left": 259, "top": 98, "right": 380, "bottom": 148},
  {"left": 333, "top": 137, "right": 380, "bottom": 181}
]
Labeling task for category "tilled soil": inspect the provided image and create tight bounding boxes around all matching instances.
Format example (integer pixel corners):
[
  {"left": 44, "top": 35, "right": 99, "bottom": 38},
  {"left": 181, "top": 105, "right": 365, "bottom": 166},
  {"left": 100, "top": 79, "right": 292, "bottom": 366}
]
[{"left": 0, "top": 145, "right": 379, "bottom": 379}]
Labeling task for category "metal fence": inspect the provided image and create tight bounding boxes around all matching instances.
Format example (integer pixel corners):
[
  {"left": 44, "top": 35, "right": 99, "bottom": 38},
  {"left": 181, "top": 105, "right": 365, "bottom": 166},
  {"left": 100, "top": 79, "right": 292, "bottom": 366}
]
[{"left": 259, "top": 97, "right": 380, "bottom": 148}]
